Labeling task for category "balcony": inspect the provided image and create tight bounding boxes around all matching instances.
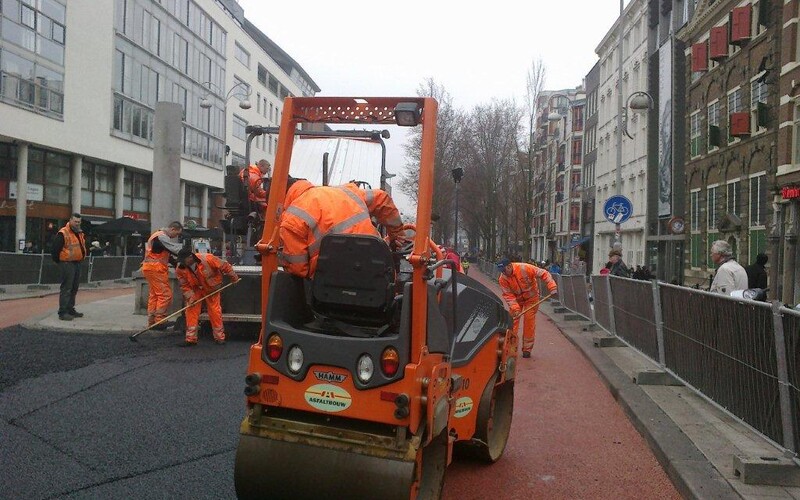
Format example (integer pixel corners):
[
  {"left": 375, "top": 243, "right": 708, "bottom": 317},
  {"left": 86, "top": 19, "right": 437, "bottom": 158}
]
[{"left": 0, "top": 70, "right": 64, "bottom": 119}]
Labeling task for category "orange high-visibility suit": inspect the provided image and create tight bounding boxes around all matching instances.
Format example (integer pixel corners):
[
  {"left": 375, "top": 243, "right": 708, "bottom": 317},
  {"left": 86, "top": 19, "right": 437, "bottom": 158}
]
[
  {"left": 141, "top": 230, "right": 183, "bottom": 325},
  {"left": 278, "top": 180, "right": 404, "bottom": 278},
  {"left": 240, "top": 165, "right": 267, "bottom": 206},
  {"left": 175, "top": 253, "right": 239, "bottom": 344},
  {"left": 498, "top": 262, "right": 557, "bottom": 354}
]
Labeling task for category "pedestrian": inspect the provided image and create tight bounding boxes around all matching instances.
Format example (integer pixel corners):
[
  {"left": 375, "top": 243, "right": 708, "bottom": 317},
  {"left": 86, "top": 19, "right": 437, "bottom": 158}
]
[
  {"left": 548, "top": 261, "right": 562, "bottom": 275},
  {"left": 277, "top": 178, "right": 407, "bottom": 278},
  {"left": 89, "top": 241, "right": 105, "bottom": 257},
  {"left": 240, "top": 159, "right": 271, "bottom": 213},
  {"left": 51, "top": 213, "right": 87, "bottom": 321},
  {"left": 496, "top": 258, "right": 558, "bottom": 359},
  {"left": 22, "top": 241, "right": 36, "bottom": 254},
  {"left": 709, "top": 240, "right": 748, "bottom": 295},
  {"left": 141, "top": 221, "right": 184, "bottom": 329},
  {"left": 608, "top": 249, "right": 631, "bottom": 278},
  {"left": 462, "top": 259, "right": 470, "bottom": 275},
  {"left": 175, "top": 248, "right": 239, "bottom": 346},
  {"left": 744, "top": 253, "right": 768, "bottom": 290},
  {"left": 599, "top": 262, "right": 611, "bottom": 276}
]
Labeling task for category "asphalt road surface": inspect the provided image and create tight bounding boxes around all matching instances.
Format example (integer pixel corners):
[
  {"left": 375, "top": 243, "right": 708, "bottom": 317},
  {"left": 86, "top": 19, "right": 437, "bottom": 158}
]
[{"left": 1, "top": 281, "right": 678, "bottom": 499}]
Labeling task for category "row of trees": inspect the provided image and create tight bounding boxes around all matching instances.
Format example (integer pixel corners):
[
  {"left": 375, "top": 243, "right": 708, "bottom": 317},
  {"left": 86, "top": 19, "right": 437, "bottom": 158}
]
[{"left": 399, "top": 61, "right": 547, "bottom": 260}]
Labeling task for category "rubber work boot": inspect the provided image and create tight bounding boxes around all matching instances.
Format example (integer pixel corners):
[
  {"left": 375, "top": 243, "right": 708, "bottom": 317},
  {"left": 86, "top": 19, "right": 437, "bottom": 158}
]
[
  {"left": 214, "top": 339, "right": 226, "bottom": 345},
  {"left": 177, "top": 340, "right": 197, "bottom": 347},
  {"left": 522, "top": 351, "right": 531, "bottom": 358},
  {"left": 68, "top": 310, "right": 84, "bottom": 318},
  {"left": 58, "top": 313, "right": 74, "bottom": 321}
]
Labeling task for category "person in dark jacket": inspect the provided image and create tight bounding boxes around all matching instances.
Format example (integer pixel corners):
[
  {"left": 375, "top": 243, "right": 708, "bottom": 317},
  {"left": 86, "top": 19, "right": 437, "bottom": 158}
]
[
  {"left": 608, "top": 249, "right": 631, "bottom": 278},
  {"left": 51, "top": 213, "right": 87, "bottom": 320},
  {"left": 744, "top": 253, "right": 768, "bottom": 290}
]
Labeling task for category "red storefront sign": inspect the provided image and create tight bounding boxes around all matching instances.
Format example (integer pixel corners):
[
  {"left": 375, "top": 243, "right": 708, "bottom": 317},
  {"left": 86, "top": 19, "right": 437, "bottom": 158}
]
[{"left": 782, "top": 186, "right": 800, "bottom": 200}]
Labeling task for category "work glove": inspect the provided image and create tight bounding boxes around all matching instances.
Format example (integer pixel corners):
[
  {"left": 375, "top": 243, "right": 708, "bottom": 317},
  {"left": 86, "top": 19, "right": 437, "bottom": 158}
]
[
  {"left": 230, "top": 273, "right": 241, "bottom": 283},
  {"left": 510, "top": 304, "right": 521, "bottom": 316},
  {"left": 184, "top": 292, "right": 196, "bottom": 304}
]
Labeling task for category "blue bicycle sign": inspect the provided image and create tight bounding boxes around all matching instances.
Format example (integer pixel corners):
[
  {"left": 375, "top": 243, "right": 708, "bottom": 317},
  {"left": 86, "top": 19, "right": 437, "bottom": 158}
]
[{"left": 603, "top": 195, "right": 633, "bottom": 224}]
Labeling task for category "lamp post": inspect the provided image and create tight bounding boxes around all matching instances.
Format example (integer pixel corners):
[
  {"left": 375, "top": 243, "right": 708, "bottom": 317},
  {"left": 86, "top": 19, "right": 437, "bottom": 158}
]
[
  {"left": 451, "top": 167, "right": 464, "bottom": 251},
  {"left": 199, "top": 80, "right": 252, "bottom": 171}
]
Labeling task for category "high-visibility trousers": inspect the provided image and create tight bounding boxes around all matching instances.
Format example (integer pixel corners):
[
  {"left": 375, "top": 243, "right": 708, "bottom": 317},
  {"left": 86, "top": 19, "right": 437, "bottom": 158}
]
[
  {"left": 142, "top": 264, "right": 171, "bottom": 325},
  {"left": 513, "top": 298, "right": 539, "bottom": 354},
  {"left": 184, "top": 293, "right": 224, "bottom": 343}
]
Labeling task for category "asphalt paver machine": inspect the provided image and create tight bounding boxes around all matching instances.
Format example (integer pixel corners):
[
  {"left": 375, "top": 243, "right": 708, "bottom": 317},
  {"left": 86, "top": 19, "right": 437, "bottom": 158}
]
[{"left": 233, "top": 96, "right": 519, "bottom": 499}]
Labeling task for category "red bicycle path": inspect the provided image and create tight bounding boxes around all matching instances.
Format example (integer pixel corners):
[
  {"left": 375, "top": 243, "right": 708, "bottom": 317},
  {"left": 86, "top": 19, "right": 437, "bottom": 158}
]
[{"left": 442, "top": 270, "right": 680, "bottom": 500}]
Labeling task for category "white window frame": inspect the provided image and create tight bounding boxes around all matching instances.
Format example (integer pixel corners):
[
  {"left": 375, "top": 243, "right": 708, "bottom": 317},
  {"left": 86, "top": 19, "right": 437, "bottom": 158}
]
[
  {"left": 748, "top": 172, "right": 767, "bottom": 228},
  {"left": 726, "top": 178, "right": 741, "bottom": 217},
  {"left": 707, "top": 184, "right": 719, "bottom": 230},
  {"left": 707, "top": 99, "right": 720, "bottom": 152},
  {"left": 727, "top": 87, "right": 742, "bottom": 144},
  {"left": 690, "top": 110, "right": 702, "bottom": 158},
  {"left": 750, "top": 74, "right": 767, "bottom": 135},
  {"left": 234, "top": 42, "right": 250, "bottom": 68},
  {"left": 690, "top": 188, "right": 701, "bottom": 232},
  {"left": 793, "top": 104, "right": 800, "bottom": 167}
]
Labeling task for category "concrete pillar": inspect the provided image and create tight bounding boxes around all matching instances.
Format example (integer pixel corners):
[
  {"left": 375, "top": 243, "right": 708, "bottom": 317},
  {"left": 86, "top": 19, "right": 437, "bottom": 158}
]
[
  {"left": 71, "top": 155, "right": 82, "bottom": 215},
  {"left": 115, "top": 165, "right": 125, "bottom": 218},
  {"left": 14, "top": 142, "right": 29, "bottom": 253},
  {"left": 151, "top": 102, "right": 182, "bottom": 230},
  {"left": 178, "top": 180, "right": 186, "bottom": 222},
  {"left": 782, "top": 202, "right": 797, "bottom": 304},
  {"left": 201, "top": 185, "right": 209, "bottom": 227}
]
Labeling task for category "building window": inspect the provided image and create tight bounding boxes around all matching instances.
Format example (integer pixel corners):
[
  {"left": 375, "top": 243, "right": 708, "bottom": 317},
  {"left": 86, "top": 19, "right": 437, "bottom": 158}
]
[
  {"left": 750, "top": 78, "right": 767, "bottom": 134},
  {"left": 233, "top": 75, "right": 250, "bottom": 104},
  {"left": 81, "top": 163, "right": 115, "bottom": 209},
  {"left": 749, "top": 174, "right": 767, "bottom": 226},
  {"left": 123, "top": 170, "right": 150, "bottom": 213},
  {"left": 234, "top": 42, "right": 250, "bottom": 68},
  {"left": 233, "top": 115, "right": 247, "bottom": 140},
  {"left": 256, "top": 92, "right": 261, "bottom": 114},
  {"left": 690, "top": 111, "right": 701, "bottom": 157},
  {"left": 268, "top": 74, "right": 279, "bottom": 96},
  {"left": 571, "top": 138, "right": 582, "bottom": 165},
  {"left": 0, "top": 47, "right": 64, "bottom": 118},
  {"left": 257, "top": 63, "right": 267, "bottom": 85},
  {"left": 726, "top": 180, "right": 741, "bottom": 216},
  {"left": 690, "top": 190, "right": 700, "bottom": 231},
  {"left": 707, "top": 101, "right": 720, "bottom": 151},
  {"left": 30, "top": 149, "right": 71, "bottom": 204},
  {"left": 752, "top": 1, "right": 767, "bottom": 37},
  {"left": 728, "top": 87, "right": 743, "bottom": 143},
  {"left": 794, "top": 104, "right": 800, "bottom": 166},
  {"left": 707, "top": 185, "right": 718, "bottom": 230},
  {"left": 184, "top": 183, "right": 203, "bottom": 219},
  {"left": 112, "top": 95, "right": 154, "bottom": 142},
  {"left": 572, "top": 106, "right": 584, "bottom": 132}
]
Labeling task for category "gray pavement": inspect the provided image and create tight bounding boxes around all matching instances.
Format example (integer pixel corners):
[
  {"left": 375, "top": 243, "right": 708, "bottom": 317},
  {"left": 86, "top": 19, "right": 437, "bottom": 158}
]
[{"left": 4, "top": 273, "right": 800, "bottom": 499}]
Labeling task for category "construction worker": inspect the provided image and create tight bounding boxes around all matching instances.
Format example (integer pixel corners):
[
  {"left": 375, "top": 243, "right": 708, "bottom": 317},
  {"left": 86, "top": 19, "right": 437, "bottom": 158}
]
[
  {"left": 141, "top": 221, "right": 184, "bottom": 329},
  {"left": 278, "top": 178, "right": 406, "bottom": 278},
  {"left": 240, "top": 159, "right": 271, "bottom": 211},
  {"left": 175, "top": 248, "right": 239, "bottom": 346},
  {"left": 51, "top": 213, "right": 87, "bottom": 321},
  {"left": 496, "top": 258, "right": 558, "bottom": 359}
]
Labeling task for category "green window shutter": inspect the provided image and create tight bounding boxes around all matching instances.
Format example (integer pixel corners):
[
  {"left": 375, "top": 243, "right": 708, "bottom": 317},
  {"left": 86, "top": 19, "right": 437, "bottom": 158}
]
[
  {"left": 757, "top": 102, "right": 768, "bottom": 128},
  {"left": 709, "top": 125, "right": 721, "bottom": 147}
]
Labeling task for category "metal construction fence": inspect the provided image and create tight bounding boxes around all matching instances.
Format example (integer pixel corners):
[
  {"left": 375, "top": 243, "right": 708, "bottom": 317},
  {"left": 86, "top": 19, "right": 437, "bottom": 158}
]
[
  {"left": 556, "top": 273, "right": 800, "bottom": 458},
  {"left": 0, "top": 252, "right": 143, "bottom": 286}
]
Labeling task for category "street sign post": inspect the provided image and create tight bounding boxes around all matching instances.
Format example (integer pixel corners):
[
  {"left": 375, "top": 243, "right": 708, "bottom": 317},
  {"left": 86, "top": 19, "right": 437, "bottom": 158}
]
[{"left": 603, "top": 195, "right": 633, "bottom": 224}]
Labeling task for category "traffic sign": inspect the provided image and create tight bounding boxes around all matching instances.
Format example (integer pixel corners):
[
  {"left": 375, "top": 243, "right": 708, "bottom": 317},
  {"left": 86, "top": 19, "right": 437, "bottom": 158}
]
[{"left": 603, "top": 195, "right": 633, "bottom": 224}]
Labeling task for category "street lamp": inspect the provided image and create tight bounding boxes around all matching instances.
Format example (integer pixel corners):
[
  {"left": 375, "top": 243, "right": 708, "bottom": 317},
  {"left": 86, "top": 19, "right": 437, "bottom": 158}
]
[
  {"left": 623, "top": 91, "right": 653, "bottom": 139},
  {"left": 451, "top": 167, "right": 464, "bottom": 251},
  {"left": 199, "top": 80, "right": 252, "bottom": 111}
]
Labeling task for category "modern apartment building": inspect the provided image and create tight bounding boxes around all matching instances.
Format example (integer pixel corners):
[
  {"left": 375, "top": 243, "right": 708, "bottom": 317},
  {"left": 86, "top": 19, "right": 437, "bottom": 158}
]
[
  {"left": 592, "top": 0, "right": 650, "bottom": 273},
  {"left": 678, "top": 0, "right": 775, "bottom": 291},
  {"left": 0, "top": 0, "right": 318, "bottom": 252}
]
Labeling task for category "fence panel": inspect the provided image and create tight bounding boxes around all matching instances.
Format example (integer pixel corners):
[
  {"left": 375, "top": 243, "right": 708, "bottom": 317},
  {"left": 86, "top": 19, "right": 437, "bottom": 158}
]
[
  {"left": 660, "top": 284, "right": 782, "bottom": 446},
  {"left": 782, "top": 307, "right": 800, "bottom": 453},
  {"left": 124, "top": 256, "right": 143, "bottom": 278},
  {"left": 0, "top": 252, "right": 43, "bottom": 285},
  {"left": 592, "top": 275, "right": 612, "bottom": 332},
  {"left": 40, "top": 260, "right": 90, "bottom": 284},
  {"left": 609, "top": 277, "right": 658, "bottom": 359},
  {"left": 88, "top": 256, "right": 126, "bottom": 281},
  {"left": 572, "top": 275, "right": 593, "bottom": 321},
  {"left": 561, "top": 274, "right": 575, "bottom": 311}
]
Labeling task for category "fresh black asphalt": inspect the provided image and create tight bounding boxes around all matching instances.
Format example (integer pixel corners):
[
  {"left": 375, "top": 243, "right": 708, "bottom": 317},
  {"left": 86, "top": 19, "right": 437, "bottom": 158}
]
[{"left": 0, "top": 326, "right": 252, "bottom": 499}]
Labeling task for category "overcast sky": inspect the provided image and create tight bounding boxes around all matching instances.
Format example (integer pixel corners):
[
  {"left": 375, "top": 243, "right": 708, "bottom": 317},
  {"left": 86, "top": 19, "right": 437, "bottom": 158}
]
[{"left": 238, "top": 0, "right": 627, "bottom": 213}]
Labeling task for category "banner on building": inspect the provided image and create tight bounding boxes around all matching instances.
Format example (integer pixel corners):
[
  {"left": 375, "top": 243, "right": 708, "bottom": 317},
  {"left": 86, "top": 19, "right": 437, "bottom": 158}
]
[{"left": 658, "top": 40, "right": 673, "bottom": 217}]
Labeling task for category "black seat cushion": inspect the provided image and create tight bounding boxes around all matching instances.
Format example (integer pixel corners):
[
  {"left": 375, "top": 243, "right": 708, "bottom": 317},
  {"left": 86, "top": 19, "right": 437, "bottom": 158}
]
[{"left": 312, "top": 234, "right": 395, "bottom": 325}]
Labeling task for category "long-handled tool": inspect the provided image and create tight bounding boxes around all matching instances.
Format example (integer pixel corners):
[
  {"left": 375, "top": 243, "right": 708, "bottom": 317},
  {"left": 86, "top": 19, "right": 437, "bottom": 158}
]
[
  {"left": 512, "top": 293, "right": 554, "bottom": 319},
  {"left": 129, "top": 280, "right": 239, "bottom": 342}
]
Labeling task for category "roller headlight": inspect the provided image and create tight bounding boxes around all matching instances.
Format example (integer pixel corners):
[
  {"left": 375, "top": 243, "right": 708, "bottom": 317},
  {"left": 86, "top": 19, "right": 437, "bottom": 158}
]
[
  {"left": 287, "top": 346, "right": 304, "bottom": 374},
  {"left": 357, "top": 354, "right": 374, "bottom": 383}
]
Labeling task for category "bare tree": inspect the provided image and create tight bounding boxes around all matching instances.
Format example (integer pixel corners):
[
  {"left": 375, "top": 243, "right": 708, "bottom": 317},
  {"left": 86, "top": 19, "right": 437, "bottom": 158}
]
[
  {"left": 522, "top": 58, "right": 547, "bottom": 260},
  {"left": 399, "top": 79, "right": 466, "bottom": 244}
]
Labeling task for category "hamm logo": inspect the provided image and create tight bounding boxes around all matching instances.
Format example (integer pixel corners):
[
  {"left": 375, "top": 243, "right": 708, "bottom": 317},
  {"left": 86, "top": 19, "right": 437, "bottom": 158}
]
[
  {"left": 454, "top": 396, "right": 474, "bottom": 418},
  {"left": 314, "top": 371, "right": 348, "bottom": 383},
  {"left": 304, "top": 384, "right": 352, "bottom": 413}
]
